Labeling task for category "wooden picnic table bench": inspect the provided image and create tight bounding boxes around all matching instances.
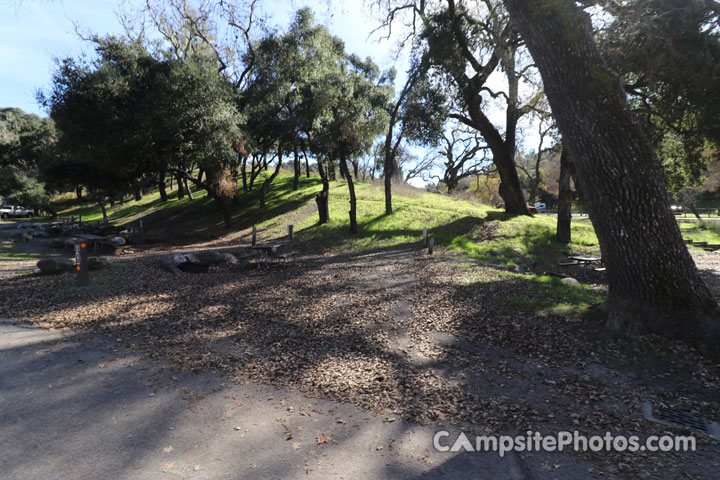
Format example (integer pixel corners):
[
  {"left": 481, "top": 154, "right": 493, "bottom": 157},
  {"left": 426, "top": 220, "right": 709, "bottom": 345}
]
[{"left": 563, "top": 255, "right": 604, "bottom": 281}]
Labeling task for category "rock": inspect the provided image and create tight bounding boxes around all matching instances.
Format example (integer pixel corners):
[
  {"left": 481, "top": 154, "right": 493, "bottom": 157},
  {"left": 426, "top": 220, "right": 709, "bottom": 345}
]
[
  {"left": 487, "top": 249, "right": 502, "bottom": 257},
  {"left": 487, "top": 257, "right": 504, "bottom": 264},
  {"left": 506, "top": 264, "right": 520, "bottom": 273},
  {"left": 517, "top": 264, "right": 529, "bottom": 274},
  {"left": 88, "top": 256, "right": 110, "bottom": 270},
  {"left": 593, "top": 285, "right": 609, "bottom": 294},
  {"left": 174, "top": 253, "right": 199, "bottom": 265},
  {"left": 11, "top": 231, "right": 32, "bottom": 242},
  {"left": 511, "top": 247, "right": 524, "bottom": 255},
  {"left": 37, "top": 257, "right": 74, "bottom": 274},
  {"left": 161, "top": 256, "right": 182, "bottom": 275},
  {"left": 561, "top": 277, "right": 580, "bottom": 286},
  {"left": 219, "top": 252, "right": 238, "bottom": 264},
  {"left": 195, "top": 250, "right": 224, "bottom": 264},
  {"left": 110, "top": 236, "right": 126, "bottom": 246},
  {"left": 127, "top": 233, "right": 146, "bottom": 245},
  {"left": 525, "top": 258, "right": 536, "bottom": 266},
  {"left": 513, "top": 256, "right": 522, "bottom": 262}
]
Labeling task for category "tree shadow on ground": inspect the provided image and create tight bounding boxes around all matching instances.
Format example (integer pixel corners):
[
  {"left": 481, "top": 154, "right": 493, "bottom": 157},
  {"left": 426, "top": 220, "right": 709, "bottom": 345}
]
[{"left": 2, "top": 214, "right": 720, "bottom": 478}]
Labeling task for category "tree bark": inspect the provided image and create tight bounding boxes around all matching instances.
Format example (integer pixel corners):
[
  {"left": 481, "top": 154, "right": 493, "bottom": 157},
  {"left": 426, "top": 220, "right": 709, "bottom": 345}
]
[
  {"left": 316, "top": 157, "right": 330, "bottom": 224},
  {"left": 293, "top": 142, "right": 300, "bottom": 191},
  {"left": 260, "top": 150, "right": 283, "bottom": 207},
  {"left": 215, "top": 196, "right": 232, "bottom": 228},
  {"left": 384, "top": 168, "right": 393, "bottom": 214},
  {"left": 338, "top": 153, "right": 357, "bottom": 233},
  {"left": 75, "top": 186, "right": 83, "bottom": 200},
  {"left": 158, "top": 171, "right": 168, "bottom": 202},
  {"left": 504, "top": 0, "right": 720, "bottom": 357},
  {"left": 241, "top": 156, "right": 248, "bottom": 192},
  {"left": 96, "top": 194, "right": 108, "bottom": 226},
  {"left": 185, "top": 178, "right": 194, "bottom": 200},
  {"left": 328, "top": 158, "right": 336, "bottom": 181},
  {"left": 176, "top": 175, "right": 185, "bottom": 199},
  {"left": 556, "top": 145, "right": 574, "bottom": 244}
]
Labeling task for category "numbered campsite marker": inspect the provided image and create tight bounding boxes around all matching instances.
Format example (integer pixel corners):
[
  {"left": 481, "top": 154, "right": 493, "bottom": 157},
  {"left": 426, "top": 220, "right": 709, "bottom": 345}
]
[{"left": 75, "top": 241, "right": 89, "bottom": 287}]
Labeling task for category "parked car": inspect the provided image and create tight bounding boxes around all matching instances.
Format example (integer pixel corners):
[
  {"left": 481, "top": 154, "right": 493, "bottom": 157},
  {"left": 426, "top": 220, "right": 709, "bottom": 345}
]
[
  {"left": 534, "top": 202, "right": 547, "bottom": 213},
  {"left": 670, "top": 205, "right": 684, "bottom": 214},
  {"left": 0, "top": 205, "right": 33, "bottom": 219}
]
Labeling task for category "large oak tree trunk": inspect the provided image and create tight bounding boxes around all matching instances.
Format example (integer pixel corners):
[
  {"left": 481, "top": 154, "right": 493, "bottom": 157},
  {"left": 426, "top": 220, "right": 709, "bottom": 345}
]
[
  {"left": 339, "top": 153, "right": 357, "bottom": 234},
  {"left": 556, "top": 146, "right": 574, "bottom": 244},
  {"left": 158, "top": 170, "right": 168, "bottom": 202},
  {"left": 504, "top": 0, "right": 720, "bottom": 357},
  {"left": 176, "top": 175, "right": 185, "bottom": 199},
  {"left": 316, "top": 157, "right": 330, "bottom": 224},
  {"left": 292, "top": 142, "right": 300, "bottom": 192}
]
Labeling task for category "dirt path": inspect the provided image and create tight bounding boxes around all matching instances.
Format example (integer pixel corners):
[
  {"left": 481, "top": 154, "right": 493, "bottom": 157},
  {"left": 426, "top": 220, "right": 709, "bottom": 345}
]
[{"left": 0, "top": 316, "right": 540, "bottom": 480}]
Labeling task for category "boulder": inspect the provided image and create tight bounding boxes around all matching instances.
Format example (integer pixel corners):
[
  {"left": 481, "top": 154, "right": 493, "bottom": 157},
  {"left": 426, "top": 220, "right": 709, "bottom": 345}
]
[
  {"left": 110, "top": 236, "right": 126, "bottom": 246},
  {"left": 219, "top": 252, "right": 238, "bottom": 264},
  {"left": 511, "top": 247, "right": 524, "bottom": 255},
  {"left": 161, "top": 256, "right": 182, "bottom": 275},
  {"left": 195, "top": 250, "right": 224, "bottom": 264},
  {"left": 561, "top": 277, "right": 580, "bottom": 287},
  {"left": 487, "top": 249, "right": 502, "bottom": 257},
  {"left": 37, "top": 257, "right": 74, "bottom": 274},
  {"left": 11, "top": 231, "right": 32, "bottom": 242},
  {"left": 174, "top": 253, "right": 199, "bottom": 265}
]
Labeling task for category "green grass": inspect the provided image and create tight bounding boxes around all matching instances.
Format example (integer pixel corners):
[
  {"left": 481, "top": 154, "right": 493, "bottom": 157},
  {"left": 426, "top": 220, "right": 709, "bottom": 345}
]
[
  {"left": 678, "top": 221, "right": 720, "bottom": 247},
  {"left": 53, "top": 171, "right": 602, "bottom": 259},
  {"left": 494, "top": 274, "right": 606, "bottom": 316},
  {"left": 55, "top": 184, "right": 210, "bottom": 224},
  {"left": 292, "top": 179, "right": 600, "bottom": 261}
]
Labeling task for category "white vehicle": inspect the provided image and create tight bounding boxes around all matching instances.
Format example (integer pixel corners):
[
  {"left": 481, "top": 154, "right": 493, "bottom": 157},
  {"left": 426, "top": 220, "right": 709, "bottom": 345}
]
[
  {"left": 0, "top": 205, "right": 33, "bottom": 219},
  {"left": 534, "top": 202, "right": 547, "bottom": 213}
]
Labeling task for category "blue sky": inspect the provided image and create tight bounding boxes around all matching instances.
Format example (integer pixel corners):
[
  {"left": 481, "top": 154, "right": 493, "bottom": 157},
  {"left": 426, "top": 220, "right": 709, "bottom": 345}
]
[{"left": 0, "top": 0, "right": 407, "bottom": 117}]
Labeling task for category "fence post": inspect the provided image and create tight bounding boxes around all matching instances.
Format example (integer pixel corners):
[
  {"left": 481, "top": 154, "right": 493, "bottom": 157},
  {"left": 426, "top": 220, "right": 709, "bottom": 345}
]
[
  {"left": 422, "top": 227, "right": 428, "bottom": 247},
  {"left": 252, "top": 226, "right": 257, "bottom": 246},
  {"left": 288, "top": 224, "right": 294, "bottom": 240},
  {"left": 428, "top": 236, "right": 434, "bottom": 255}
]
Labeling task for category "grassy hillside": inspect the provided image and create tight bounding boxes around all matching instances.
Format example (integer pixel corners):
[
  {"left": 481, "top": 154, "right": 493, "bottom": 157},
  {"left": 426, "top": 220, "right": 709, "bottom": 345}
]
[{"left": 53, "top": 172, "right": 603, "bottom": 262}]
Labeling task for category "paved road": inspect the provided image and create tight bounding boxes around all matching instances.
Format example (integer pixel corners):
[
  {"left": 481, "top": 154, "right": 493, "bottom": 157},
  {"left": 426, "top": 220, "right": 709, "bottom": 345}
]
[{"left": 1, "top": 317, "right": 586, "bottom": 480}]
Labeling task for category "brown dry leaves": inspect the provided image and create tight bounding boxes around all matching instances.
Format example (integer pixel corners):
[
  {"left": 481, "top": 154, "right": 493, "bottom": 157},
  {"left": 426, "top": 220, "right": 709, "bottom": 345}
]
[{"left": 2, "top": 246, "right": 720, "bottom": 479}]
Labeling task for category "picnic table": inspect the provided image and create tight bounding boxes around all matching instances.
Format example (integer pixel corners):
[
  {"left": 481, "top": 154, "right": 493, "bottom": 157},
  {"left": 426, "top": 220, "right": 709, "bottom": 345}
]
[{"left": 566, "top": 255, "right": 604, "bottom": 281}]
